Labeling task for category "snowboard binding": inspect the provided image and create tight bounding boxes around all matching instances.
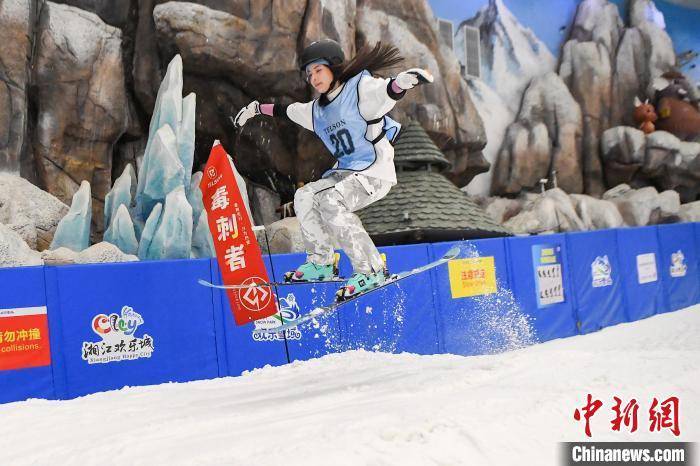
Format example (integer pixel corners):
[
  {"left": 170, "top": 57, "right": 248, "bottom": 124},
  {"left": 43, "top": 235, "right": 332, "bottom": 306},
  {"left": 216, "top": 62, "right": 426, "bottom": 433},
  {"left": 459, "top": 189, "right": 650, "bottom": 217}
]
[
  {"left": 335, "top": 253, "right": 389, "bottom": 302},
  {"left": 284, "top": 252, "right": 340, "bottom": 283}
]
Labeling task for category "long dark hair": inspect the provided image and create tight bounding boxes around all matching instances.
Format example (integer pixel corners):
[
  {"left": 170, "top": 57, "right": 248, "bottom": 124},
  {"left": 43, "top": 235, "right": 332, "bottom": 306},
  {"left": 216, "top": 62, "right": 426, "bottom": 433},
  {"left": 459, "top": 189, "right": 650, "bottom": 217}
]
[{"left": 331, "top": 42, "right": 404, "bottom": 83}]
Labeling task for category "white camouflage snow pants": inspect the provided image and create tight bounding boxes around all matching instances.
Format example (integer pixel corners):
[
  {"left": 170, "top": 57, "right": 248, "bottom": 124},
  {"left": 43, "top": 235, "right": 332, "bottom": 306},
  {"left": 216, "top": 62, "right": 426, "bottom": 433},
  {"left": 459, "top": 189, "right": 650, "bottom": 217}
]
[{"left": 294, "top": 172, "right": 392, "bottom": 274}]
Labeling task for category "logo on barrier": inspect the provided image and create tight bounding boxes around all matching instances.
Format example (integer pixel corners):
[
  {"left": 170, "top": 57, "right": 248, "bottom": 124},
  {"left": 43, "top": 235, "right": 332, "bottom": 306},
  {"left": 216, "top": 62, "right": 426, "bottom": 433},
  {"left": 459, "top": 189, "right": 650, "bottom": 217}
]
[
  {"left": 82, "top": 306, "right": 155, "bottom": 364},
  {"left": 253, "top": 293, "right": 302, "bottom": 342},
  {"left": 591, "top": 255, "right": 612, "bottom": 288},
  {"left": 238, "top": 276, "right": 274, "bottom": 312},
  {"left": 532, "top": 244, "right": 565, "bottom": 307},
  {"left": 669, "top": 250, "right": 687, "bottom": 278},
  {"left": 636, "top": 253, "right": 658, "bottom": 284},
  {"left": 448, "top": 256, "right": 497, "bottom": 298}
]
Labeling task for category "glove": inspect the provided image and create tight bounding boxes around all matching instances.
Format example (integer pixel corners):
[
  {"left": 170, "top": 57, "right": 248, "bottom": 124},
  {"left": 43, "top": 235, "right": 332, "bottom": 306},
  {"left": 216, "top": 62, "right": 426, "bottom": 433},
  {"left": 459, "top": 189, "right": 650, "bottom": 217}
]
[
  {"left": 232, "top": 100, "right": 260, "bottom": 128},
  {"left": 395, "top": 68, "right": 434, "bottom": 90}
]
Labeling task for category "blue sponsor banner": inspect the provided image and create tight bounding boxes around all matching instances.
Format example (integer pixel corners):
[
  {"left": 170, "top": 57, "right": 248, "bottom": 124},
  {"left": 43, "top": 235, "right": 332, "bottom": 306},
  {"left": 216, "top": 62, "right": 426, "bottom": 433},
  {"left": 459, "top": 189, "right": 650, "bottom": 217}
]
[
  {"left": 0, "top": 266, "right": 55, "bottom": 403},
  {"left": 45, "top": 259, "right": 219, "bottom": 399},
  {"left": 267, "top": 252, "right": 343, "bottom": 362},
  {"left": 616, "top": 226, "right": 666, "bottom": 320},
  {"left": 211, "top": 258, "right": 288, "bottom": 376},
  {"left": 566, "top": 229, "right": 626, "bottom": 333},
  {"left": 430, "top": 238, "right": 531, "bottom": 355},
  {"left": 339, "top": 243, "right": 439, "bottom": 355},
  {"left": 505, "top": 234, "right": 578, "bottom": 342},
  {"left": 656, "top": 223, "right": 700, "bottom": 311}
]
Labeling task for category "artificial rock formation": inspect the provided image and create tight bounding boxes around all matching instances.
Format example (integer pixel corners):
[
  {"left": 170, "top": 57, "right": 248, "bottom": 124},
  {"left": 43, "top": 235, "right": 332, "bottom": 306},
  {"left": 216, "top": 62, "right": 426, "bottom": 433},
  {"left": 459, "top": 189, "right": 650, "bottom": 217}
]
[
  {"left": 33, "top": 2, "right": 128, "bottom": 233},
  {"left": 492, "top": 72, "right": 583, "bottom": 195}
]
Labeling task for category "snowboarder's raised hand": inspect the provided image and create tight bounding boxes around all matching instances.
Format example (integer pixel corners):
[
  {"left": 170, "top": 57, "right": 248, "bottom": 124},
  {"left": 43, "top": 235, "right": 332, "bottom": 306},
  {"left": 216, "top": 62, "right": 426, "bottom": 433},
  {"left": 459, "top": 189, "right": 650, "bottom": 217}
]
[
  {"left": 232, "top": 100, "right": 260, "bottom": 128},
  {"left": 395, "top": 68, "right": 434, "bottom": 90}
]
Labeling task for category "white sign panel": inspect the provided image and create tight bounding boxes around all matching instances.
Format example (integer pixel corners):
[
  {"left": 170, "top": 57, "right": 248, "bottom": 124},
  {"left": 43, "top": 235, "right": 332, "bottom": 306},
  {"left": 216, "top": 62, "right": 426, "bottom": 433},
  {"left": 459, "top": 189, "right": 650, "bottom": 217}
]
[{"left": 636, "top": 253, "right": 658, "bottom": 284}]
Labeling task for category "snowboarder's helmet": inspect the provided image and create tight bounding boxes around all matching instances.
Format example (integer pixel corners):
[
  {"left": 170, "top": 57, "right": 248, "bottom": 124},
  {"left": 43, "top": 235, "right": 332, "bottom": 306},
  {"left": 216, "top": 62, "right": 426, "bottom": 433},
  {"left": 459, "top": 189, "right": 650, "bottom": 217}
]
[{"left": 299, "top": 39, "right": 345, "bottom": 71}]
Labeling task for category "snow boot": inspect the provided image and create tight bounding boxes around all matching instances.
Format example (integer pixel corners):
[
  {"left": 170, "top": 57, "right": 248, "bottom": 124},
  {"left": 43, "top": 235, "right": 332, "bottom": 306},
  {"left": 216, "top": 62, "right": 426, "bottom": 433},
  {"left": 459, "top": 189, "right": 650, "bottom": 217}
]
[
  {"left": 336, "top": 254, "right": 389, "bottom": 301},
  {"left": 284, "top": 253, "right": 340, "bottom": 283}
]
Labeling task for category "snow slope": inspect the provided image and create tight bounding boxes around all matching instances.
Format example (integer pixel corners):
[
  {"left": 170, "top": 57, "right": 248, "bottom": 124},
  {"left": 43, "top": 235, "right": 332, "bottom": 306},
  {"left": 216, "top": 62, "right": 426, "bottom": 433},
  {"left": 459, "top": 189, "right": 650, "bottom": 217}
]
[{"left": 1, "top": 305, "right": 698, "bottom": 466}]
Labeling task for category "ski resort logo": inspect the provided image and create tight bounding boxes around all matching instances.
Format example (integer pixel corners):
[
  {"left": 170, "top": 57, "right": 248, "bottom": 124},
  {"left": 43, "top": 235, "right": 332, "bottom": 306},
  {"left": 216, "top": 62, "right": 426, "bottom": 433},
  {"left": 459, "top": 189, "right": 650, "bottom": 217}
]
[
  {"left": 670, "top": 250, "right": 687, "bottom": 278},
  {"left": 591, "top": 255, "right": 612, "bottom": 288},
  {"left": 253, "top": 293, "right": 301, "bottom": 342},
  {"left": 82, "top": 306, "right": 154, "bottom": 364},
  {"left": 238, "top": 276, "right": 274, "bottom": 312}
]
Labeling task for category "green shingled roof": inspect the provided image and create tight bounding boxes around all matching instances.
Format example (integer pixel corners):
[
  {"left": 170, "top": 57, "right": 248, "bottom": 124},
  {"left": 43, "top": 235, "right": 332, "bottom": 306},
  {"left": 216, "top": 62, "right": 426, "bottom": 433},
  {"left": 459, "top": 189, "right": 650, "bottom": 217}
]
[
  {"left": 394, "top": 120, "right": 452, "bottom": 170},
  {"left": 357, "top": 120, "right": 510, "bottom": 245},
  {"left": 358, "top": 170, "right": 511, "bottom": 245}
]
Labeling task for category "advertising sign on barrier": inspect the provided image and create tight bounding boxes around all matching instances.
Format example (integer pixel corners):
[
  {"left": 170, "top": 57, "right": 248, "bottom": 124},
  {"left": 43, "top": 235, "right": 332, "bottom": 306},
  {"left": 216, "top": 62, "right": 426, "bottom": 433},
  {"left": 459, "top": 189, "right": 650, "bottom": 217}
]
[
  {"left": 669, "top": 250, "right": 688, "bottom": 278},
  {"left": 590, "top": 255, "right": 613, "bottom": 288},
  {"left": 506, "top": 234, "right": 577, "bottom": 342},
  {"left": 636, "top": 253, "right": 658, "bottom": 284},
  {"left": 617, "top": 226, "right": 666, "bottom": 320},
  {"left": 532, "top": 244, "right": 565, "bottom": 307},
  {"left": 566, "top": 229, "right": 626, "bottom": 334},
  {"left": 448, "top": 257, "right": 497, "bottom": 298},
  {"left": 200, "top": 141, "right": 277, "bottom": 325},
  {"left": 82, "top": 305, "right": 155, "bottom": 364},
  {"left": 656, "top": 223, "right": 699, "bottom": 311},
  {"left": 45, "top": 259, "right": 220, "bottom": 399},
  {"left": 0, "top": 306, "right": 51, "bottom": 371}
]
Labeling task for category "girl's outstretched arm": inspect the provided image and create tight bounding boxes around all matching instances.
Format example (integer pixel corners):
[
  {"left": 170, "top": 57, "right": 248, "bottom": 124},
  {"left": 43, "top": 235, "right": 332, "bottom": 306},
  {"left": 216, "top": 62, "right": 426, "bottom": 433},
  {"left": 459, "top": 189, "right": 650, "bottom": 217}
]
[
  {"left": 232, "top": 101, "right": 314, "bottom": 131},
  {"left": 359, "top": 68, "right": 434, "bottom": 120}
]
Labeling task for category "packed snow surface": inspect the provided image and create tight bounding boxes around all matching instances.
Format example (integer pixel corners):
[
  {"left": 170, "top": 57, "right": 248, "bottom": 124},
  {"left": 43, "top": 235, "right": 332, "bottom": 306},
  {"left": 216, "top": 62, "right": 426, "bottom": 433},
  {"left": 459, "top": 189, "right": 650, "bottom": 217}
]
[{"left": 1, "top": 305, "right": 698, "bottom": 466}]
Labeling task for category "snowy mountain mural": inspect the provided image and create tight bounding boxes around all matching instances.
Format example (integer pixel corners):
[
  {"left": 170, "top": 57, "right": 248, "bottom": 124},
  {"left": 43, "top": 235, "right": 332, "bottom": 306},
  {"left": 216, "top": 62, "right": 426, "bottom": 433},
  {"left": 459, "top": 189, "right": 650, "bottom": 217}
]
[
  {"left": 452, "top": 0, "right": 554, "bottom": 195},
  {"left": 463, "top": 79, "right": 514, "bottom": 196},
  {"left": 455, "top": 0, "right": 556, "bottom": 114}
]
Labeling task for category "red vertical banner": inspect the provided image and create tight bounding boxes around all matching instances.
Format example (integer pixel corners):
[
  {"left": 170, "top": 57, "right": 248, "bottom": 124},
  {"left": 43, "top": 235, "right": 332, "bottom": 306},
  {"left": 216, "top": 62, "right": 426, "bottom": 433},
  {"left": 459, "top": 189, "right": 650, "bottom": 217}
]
[
  {"left": 0, "top": 306, "right": 51, "bottom": 371},
  {"left": 200, "top": 141, "right": 277, "bottom": 325}
]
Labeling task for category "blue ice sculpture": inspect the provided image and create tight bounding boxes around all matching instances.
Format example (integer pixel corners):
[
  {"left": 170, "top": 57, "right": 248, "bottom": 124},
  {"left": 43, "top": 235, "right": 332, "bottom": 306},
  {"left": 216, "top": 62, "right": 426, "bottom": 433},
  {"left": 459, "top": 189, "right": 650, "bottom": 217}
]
[
  {"left": 50, "top": 180, "right": 92, "bottom": 252},
  {"left": 138, "top": 186, "right": 192, "bottom": 260},
  {"left": 191, "top": 210, "right": 215, "bottom": 258},
  {"left": 188, "top": 171, "right": 204, "bottom": 227},
  {"left": 103, "top": 204, "right": 139, "bottom": 255},
  {"left": 134, "top": 54, "right": 195, "bottom": 223},
  {"left": 137, "top": 202, "right": 162, "bottom": 260},
  {"left": 104, "top": 164, "right": 136, "bottom": 230},
  {"left": 136, "top": 124, "right": 185, "bottom": 223}
]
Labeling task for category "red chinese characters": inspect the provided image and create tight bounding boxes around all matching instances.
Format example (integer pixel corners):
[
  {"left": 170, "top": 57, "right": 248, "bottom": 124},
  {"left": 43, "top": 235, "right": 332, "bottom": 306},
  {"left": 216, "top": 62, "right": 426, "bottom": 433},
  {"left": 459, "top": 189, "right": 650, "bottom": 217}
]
[
  {"left": 649, "top": 396, "right": 680, "bottom": 437},
  {"left": 611, "top": 397, "right": 639, "bottom": 433},
  {"left": 574, "top": 394, "right": 603, "bottom": 438},
  {"left": 574, "top": 395, "right": 681, "bottom": 438}
]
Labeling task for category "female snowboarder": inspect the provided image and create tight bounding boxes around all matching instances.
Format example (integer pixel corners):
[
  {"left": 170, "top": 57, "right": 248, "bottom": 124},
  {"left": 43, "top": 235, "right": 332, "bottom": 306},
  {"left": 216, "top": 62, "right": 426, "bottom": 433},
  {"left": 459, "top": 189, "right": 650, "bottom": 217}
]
[{"left": 233, "top": 39, "right": 433, "bottom": 300}]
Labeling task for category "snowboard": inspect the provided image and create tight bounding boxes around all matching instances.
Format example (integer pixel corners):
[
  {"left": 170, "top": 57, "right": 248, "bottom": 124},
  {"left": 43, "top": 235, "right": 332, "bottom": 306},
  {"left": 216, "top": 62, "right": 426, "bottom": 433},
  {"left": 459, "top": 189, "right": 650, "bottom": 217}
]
[
  {"left": 198, "top": 276, "right": 346, "bottom": 290},
  {"left": 251, "top": 246, "right": 460, "bottom": 337}
]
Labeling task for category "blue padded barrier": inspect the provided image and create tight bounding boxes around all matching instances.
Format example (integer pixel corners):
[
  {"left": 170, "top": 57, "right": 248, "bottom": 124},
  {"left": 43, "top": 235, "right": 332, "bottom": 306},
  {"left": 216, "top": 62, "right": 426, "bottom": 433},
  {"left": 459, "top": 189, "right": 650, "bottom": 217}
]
[
  {"left": 44, "top": 259, "right": 219, "bottom": 399},
  {"left": 211, "top": 258, "right": 289, "bottom": 376},
  {"left": 656, "top": 223, "right": 700, "bottom": 311},
  {"left": 616, "top": 226, "right": 666, "bottom": 320},
  {"left": 565, "top": 229, "right": 627, "bottom": 334},
  {"left": 430, "top": 238, "right": 518, "bottom": 355},
  {"left": 504, "top": 234, "right": 578, "bottom": 342},
  {"left": 266, "top": 252, "right": 343, "bottom": 363},
  {"left": 0, "top": 266, "right": 55, "bottom": 403},
  {"left": 338, "top": 243, "right": 439, "bottom": 355}
]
